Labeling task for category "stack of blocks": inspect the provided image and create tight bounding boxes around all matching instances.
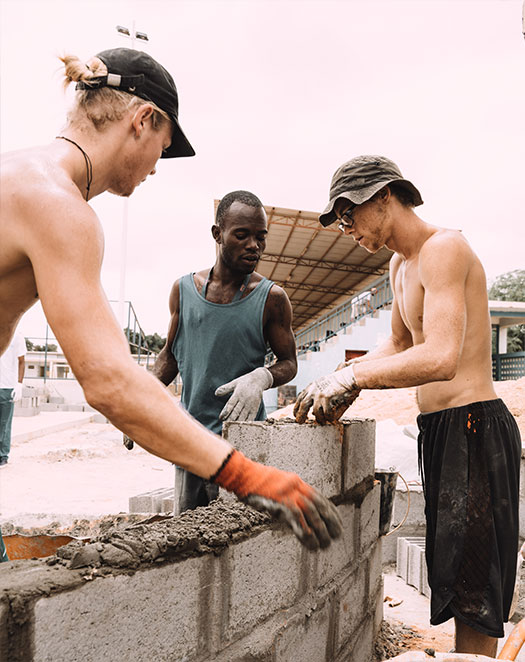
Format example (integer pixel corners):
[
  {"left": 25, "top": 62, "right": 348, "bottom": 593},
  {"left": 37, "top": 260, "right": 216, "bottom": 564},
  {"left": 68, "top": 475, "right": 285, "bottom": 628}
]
[{"left": 0, "top": 418, "right": 383, "bottom": 662}]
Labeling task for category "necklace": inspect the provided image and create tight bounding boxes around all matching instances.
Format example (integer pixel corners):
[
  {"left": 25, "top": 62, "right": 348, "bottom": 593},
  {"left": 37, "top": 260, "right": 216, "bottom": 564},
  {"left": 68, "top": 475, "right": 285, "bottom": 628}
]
[{"left": 55, "top": 136, "right": 93, "bottom": 201}]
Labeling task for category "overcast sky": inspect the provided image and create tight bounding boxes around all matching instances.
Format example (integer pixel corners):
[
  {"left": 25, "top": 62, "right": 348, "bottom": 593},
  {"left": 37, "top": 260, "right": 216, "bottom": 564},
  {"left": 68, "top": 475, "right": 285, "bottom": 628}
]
[{"left": 1, "top": 0, "right": 524, "bottom": 341}]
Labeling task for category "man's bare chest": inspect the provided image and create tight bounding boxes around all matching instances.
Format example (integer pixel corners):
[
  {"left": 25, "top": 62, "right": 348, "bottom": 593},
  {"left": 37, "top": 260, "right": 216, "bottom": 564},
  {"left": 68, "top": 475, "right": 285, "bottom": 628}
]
[{"left": 394, "top": 261, "right": 425, "bottom": 337}]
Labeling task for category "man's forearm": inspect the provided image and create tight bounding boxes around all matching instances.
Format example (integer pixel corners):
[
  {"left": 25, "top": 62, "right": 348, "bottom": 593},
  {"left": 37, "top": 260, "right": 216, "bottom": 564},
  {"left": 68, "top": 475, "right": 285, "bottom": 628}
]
[
  {"left": 268, "top": 358, "right": 297, "bottom": 387},
  {"left": 85, "top": 362, "right": 230, "bottom": 477},
  {"left": 353, "top": 342, "right": 455, "bottom": 390},
  {"left": 151, "top": 348, "right": 178, "bottom": 386}
]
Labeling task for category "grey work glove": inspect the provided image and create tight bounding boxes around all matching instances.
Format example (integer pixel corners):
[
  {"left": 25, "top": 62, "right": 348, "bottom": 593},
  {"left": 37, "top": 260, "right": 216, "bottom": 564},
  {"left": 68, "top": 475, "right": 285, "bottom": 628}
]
[
  {"left": 293, "top": 365, "right": 361, "bottom": 425},
  {"left": 215, "top": 367, "right": 274, "bottom": 422}
]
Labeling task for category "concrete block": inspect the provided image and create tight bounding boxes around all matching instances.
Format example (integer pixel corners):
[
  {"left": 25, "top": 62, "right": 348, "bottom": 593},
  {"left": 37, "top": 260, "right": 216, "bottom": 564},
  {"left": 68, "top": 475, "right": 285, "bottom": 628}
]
[
  {"left": 226, "top": 529, "right": 304, "bottom": 639},
  {"left": 343, "top": 419, "right": 376, "bottom": 491},
  {"left": 337, "top": 615, "right": 375, "bottom": 662},
  {"left": 359, "top": 482, "right": 381, "bottom": 555},
  {"left": 0, "top": 598, "right": 8, "bottom": 662},
  {"left": 368, "top": 540, "right": 382, "bottom": 598},
  {"left": 396, "top": 536, "right": 423, "bottom": 582},
  {"left": 66, "top": 404, "right": 85, "bottom": 412},
  {"left": 161, "top": 497, "right": 174, "bottom": 513},
  {"left": 92, "top": 413, "right": 108, "bottom": 424},
  {"left": 33, "top": 557, "right": 210, "bottom": 662},
  {"left": 274, "top": 596, "right": 334, "bottom": 662},
  {"left": 223, "top": 421, "right": 343, "bottom": 498},
  {"left": 407, "top": 540, "right": 424, "bottom": 589},
  {"left": 392, "top": 486, "right": 425, "bottom": 528},
  {"left": 336, "top": 564, "right": 367, "bottom": 652},
  {"left": 372, "top": 581, "right": 384, "bottom": 639},
  {"left": 128, "top": 487, "right": 173, "bottom": 513},
  {"left": 318, "top": 502, "right": 356, "bottom": 587}
]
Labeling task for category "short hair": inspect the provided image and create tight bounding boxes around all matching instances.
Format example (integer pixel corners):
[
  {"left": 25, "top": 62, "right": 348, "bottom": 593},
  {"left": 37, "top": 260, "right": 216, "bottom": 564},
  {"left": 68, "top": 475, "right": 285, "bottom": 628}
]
[
  {"left": 60, "top": 54, "right": 170, "bottom": 131},
  {"left": 216, "top": 190, "right": 263, "bottom": 228},
  {"left": 387, "top": 182, "right": 418, "bottom": 208}
]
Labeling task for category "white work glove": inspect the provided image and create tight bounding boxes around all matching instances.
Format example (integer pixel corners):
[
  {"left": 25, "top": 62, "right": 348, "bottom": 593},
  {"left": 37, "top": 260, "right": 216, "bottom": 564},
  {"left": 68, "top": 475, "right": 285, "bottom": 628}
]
[
  {"left": 293, "top": 365, "right": 361, "bottom": 425},
  {"left": 12, "top": 383, "right": 24, "bottom": 402},
  {"left": 215, "top": 367, "right": 274, "bottom": 422}
]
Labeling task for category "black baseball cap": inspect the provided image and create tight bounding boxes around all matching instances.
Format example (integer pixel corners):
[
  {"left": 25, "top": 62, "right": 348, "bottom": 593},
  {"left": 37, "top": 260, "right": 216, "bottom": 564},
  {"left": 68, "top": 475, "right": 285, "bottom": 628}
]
[
  {"left": 76, "top": 48, "right": 195, "bottom": 158},
  {"left": 319, "top": 155, "right": 423, "bottom": 226}
]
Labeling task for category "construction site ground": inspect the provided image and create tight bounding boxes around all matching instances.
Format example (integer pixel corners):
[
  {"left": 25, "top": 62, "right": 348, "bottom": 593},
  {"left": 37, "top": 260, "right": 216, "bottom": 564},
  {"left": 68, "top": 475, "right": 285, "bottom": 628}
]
[{"left": 1, "top": 378, "right": 524, "bottom": 660}]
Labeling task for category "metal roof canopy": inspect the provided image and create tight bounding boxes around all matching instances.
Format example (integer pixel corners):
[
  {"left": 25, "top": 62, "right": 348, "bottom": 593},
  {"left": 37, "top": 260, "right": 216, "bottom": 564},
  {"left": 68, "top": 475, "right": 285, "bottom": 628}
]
[{"left": 213, "top": 201, "right": 393, "bottom": 331}]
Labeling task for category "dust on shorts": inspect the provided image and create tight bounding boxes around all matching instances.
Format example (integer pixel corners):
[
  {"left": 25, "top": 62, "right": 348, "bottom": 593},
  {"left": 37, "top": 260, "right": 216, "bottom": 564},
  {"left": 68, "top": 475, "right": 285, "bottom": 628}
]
[{"left": 417, "top": 398, "right": 521, "bottom": 638}]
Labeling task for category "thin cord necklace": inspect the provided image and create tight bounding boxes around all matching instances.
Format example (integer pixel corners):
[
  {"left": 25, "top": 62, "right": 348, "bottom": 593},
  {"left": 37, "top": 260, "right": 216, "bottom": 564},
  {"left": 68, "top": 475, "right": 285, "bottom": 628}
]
[{"left": 55, "top": 136, "right": 93, "bottom": 201}]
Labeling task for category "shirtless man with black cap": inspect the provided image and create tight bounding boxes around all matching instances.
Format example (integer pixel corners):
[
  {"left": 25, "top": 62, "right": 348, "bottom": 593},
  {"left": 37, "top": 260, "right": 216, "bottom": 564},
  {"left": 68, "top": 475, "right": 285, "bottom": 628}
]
[
  {"left": 0, "top": 47, "right": 342, "bottom": 552},
  {"left": 293, "top": 155, "right": 521, "bottom": 655}
]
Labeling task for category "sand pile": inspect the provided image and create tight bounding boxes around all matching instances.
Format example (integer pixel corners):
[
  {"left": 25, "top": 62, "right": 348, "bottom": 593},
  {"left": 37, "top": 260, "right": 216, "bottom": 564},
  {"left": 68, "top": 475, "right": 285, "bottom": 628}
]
[{"left": 274, "top": 378, "right": 525, "bottom": 437}]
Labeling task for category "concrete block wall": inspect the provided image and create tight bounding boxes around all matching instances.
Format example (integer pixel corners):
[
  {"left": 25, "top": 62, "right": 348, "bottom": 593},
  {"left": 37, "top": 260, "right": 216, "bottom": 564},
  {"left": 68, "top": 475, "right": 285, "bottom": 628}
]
[{"left": 0, "top": 419, "right": 382, "bottom": 662}]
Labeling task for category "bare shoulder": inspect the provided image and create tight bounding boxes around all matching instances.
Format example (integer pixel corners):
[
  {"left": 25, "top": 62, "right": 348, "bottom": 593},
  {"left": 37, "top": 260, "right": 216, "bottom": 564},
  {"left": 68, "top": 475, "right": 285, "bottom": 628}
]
[
  {"left": 264, "top": 282, "right": 292, "bottom": 323},
  {"left": 3, "top": 148, "right": 103, "bottom": 252},
  {"left": 168, "top": 278, "right": 183, "bottom": 314},
  {"left": 419, "top": 229, "right": 475, "bottom": 281},
  {"left": 421, "top": 228, "right": 473, "bottom": 259}
]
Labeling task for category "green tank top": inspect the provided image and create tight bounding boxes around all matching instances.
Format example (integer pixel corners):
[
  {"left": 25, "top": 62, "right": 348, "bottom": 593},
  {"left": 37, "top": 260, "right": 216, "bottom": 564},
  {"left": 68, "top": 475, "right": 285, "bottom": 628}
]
[{"left": 172, "top": 273, "right": 273, "bottom": 434}]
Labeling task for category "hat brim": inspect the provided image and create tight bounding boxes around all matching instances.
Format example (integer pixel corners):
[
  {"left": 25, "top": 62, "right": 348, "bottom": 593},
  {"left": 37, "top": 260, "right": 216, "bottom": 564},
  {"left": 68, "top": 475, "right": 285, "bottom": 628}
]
[
  {"left": 161, "top": 114, "right": 195, "bottom": 158},
  {"left": 319, "top": 178, "right": 423, "bottom": 226}
]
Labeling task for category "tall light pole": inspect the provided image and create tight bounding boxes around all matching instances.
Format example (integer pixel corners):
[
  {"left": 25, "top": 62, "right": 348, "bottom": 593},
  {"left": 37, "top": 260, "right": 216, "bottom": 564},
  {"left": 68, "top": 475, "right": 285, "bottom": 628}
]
[{"left": 115, "top": 23, "right": 149, "bottom": 330}]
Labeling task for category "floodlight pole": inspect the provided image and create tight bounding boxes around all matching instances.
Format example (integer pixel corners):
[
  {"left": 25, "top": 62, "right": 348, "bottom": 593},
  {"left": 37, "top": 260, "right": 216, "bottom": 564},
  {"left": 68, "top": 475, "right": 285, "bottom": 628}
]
[{"left": 115, "top": 21, "right": 148, "bottom": 331}]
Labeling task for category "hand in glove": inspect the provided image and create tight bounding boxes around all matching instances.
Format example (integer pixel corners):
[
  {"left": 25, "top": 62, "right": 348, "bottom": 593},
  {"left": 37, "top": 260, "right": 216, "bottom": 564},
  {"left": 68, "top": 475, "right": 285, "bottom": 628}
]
[
  {"left": 215, "top": 367, "right": 273, "bottom": 422},
  {"left": 293, "top": 364, "right": 361, "bottom": 425},
  {"left": 212, "top": 449, "right": 342, "bottom": 550},
  {"left": 12, "top": 383, "right": 24, "bottom": 402}
]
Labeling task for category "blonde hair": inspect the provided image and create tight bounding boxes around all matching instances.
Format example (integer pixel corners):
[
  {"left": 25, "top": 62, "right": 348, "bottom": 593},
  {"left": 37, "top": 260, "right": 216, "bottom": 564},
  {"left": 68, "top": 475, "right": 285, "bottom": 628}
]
[{"left": 60, "top": 54, "right": 171, "bottom": 131}]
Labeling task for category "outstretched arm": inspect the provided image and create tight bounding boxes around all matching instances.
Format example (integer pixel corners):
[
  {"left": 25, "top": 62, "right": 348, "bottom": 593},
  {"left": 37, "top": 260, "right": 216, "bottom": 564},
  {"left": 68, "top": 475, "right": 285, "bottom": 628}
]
[{"left": 24, "top": 195, "right": 340, "bottom": 548}]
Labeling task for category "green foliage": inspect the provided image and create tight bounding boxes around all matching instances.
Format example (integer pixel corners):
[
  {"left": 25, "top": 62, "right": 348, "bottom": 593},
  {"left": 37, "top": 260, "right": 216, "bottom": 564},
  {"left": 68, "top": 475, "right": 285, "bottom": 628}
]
[
  {"left": 123, "top": 328, "right": 166, "bottom": 355},
  {"left": 489, "top": 270, "right": 525, "bottom": 353},
  {"left": 31, "top": 343, "right": 58, "bottom": 352}
]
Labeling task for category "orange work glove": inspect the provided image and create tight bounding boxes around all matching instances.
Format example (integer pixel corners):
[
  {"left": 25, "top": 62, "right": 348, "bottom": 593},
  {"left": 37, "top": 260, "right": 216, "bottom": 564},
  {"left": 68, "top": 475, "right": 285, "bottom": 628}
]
[{"left": 212, "top": 450, "right": 342, "bottom": 550}]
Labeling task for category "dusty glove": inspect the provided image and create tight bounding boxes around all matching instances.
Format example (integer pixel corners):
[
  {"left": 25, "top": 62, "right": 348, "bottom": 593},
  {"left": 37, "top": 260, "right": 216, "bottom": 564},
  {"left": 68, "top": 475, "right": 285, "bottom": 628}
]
[
  {"left": 215, "top": 367, "right": 273, "bottom": 422},
  {"left": 212, "top": 449, "right": 342, "bottom": 550},
  {"left": 123, "top": 434, "right": 134, "bottom": 451},
  {"left": 12, "top": 383, "right": 24, "bottom": 402},
  {"left": 293, "top": 365, "right": 361, "bottom": 425}
]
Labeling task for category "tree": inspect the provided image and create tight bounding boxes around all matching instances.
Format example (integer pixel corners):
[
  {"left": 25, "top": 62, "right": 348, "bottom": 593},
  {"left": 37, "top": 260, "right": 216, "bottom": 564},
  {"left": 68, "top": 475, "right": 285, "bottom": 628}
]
[
  {"left": 488, "top": 270, "right": 525, "bottom": 353},
  {"left": 123, "top": 328, "right": 166, "bottom": 355}
]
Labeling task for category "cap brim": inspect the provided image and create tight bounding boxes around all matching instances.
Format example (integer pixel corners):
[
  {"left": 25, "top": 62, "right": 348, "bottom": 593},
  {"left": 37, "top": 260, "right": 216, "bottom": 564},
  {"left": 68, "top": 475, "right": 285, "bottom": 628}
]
[{"left": 162, "top": 115, "right": 195, "bottom": 158}]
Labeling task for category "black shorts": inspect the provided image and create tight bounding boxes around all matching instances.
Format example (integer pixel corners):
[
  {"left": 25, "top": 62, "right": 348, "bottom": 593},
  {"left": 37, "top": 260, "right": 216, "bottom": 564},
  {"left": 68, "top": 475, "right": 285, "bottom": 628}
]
[{"left": 417, "top": 398, "right": 521, "bottom": 638}]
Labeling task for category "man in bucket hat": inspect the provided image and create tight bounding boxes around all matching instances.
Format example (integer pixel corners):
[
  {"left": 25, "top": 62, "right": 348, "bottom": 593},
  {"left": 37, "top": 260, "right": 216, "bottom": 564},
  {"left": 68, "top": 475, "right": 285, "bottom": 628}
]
[
  {"left": 0, "top": 48, "right": 342, "bottom": 552},
  {"left": 294, "top": 155, "right": 521, "bottom": 655}
]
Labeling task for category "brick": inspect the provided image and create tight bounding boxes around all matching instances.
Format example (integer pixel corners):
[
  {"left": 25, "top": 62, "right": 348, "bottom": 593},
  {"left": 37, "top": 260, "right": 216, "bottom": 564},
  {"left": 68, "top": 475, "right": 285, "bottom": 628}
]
[
  {"left": 224, "top": 420, "right": 343, "bottom": 497},
  {"left": 317, "top": 503, "right": 356, "bottom": 587},
  {"left": 226, "top": 529, "right": 304, "bottom": 640},
  {"left": 274, "top": 595, "right": 334, "bottom": 662},
  {"left": 336, "top": 564, "right": 366, "bottom": 651},
  {"left": 343, "top": 419, "right": 376, "bottom": 491},
  {"left": 33, "top": 556, "right": 212, "bottom": 662},
  {"left": 359, "top": 482, "right": 381, "bottom": 555}
]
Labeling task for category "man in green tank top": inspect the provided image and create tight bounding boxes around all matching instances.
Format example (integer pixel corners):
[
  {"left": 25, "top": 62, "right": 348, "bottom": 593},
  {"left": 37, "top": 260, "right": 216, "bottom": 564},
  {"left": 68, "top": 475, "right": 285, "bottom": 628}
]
[{"left": 152, "top": 190, "right": 298, "bottom": 513}]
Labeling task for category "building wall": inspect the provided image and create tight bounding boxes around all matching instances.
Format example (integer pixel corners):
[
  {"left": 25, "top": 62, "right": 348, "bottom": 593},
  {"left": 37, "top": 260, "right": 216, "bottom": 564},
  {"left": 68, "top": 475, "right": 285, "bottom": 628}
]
[
  {"left": 264, "top": 310, "right": 392, "bottom": 413},
  {"left": 0, "top": 419, "right": 382, "bottom": 662}
]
